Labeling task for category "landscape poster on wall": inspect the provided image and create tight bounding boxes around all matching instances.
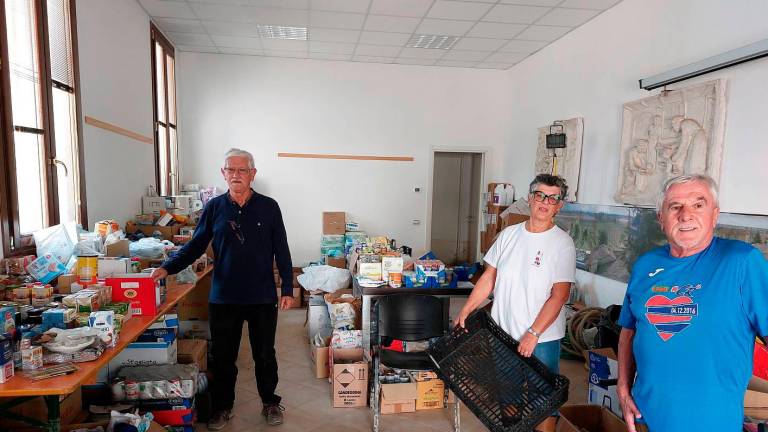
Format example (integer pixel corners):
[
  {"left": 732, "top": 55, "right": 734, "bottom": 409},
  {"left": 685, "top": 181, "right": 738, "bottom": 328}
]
[{"left": 555, "top": 203, "right": 768, "bottom": 283}]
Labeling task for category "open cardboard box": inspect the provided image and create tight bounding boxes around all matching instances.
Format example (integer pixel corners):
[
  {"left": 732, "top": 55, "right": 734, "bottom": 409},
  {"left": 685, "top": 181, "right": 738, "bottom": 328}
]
[
  {"left": 380, "top": 382, "right": 417, "bottom": 414},
  {"left": 745, "top": 375, "right": 768, "bottom": 419},
  {"left": 558, "top": 405, "right": 626, "bottom": 432}
]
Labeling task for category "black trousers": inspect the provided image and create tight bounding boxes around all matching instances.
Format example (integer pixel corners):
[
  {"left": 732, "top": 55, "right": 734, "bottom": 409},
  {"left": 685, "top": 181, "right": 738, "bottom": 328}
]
[{"left": 209, "top": 302, "right": 281, "bottom": 411}]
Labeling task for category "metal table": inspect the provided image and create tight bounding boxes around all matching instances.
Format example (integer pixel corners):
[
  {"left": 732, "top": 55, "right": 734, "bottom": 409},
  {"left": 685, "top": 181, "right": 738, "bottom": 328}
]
[{"left": 354, "top": 279, "right": 474, "bottom": 358}]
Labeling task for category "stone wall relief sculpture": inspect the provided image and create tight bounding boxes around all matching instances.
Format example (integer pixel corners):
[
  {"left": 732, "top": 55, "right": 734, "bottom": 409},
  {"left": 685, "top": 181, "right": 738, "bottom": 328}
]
[
  {"left": 535, "top": 117, "right": 584, "bottom": 202},
  {"left": 615, "top": 79, "right": 727, "bottom": 206}
]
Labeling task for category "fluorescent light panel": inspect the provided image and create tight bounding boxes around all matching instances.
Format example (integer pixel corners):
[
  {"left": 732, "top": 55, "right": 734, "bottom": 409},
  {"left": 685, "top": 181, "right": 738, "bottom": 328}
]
[
  {"left": 406, "top": 34, "right": 460, "bottom": 50},
  {"left": 257, "top": 25, "right": 308, "bottom": 40}
]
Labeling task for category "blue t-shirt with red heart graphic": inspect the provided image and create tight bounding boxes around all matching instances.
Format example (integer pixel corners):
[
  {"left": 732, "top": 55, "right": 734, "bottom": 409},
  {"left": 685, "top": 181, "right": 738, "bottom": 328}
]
[{"left": 619, "top": 237, "right": 768, "bottom": 432}]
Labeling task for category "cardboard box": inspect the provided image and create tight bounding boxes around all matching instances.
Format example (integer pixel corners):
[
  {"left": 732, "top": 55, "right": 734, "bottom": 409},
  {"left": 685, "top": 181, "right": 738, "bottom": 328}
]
[
  {"left": 326, "top": 257, "right": 346, "bottom": 269},
  {"left": 128, "top": 224, "right": 182, "bottom": 241},
  {"left": 178, "top": 339, "right": 208, "bottom": 371},
  {"left": 587, "top": 348, "right": 621, "bottom": 418},
  {"left": 0, "top": 387, "right": 82, "bottom": 430},
  {"left": 380, "top": 383, "right": 417, "bottom": 414},
  {"left": 109, "top": 338, "right": 177, "bottom": 373},
  {"left": 105, "top": 239, "right": 130, "bottom": 257},
  {"left": 558, "top": 405, "right": 626, "bottom": 432},
  {"left": 98, "top": 257, "right": 130, "bottom": 278},
  {"left": 323, "top": 212, "right": 346, "bottom": 235},
  {"left": 179, "top": 320, "right": 211, "bottom": 340},
  {"left": 177, "top": 276, "right": 211, "bottom": 320},
  {"left": 409, "top": 371, "right": 445, "bottom": 410},
  {"left": 755, "top": 340, "right": 768, "bottom": 381},
  {"left": 332, "top": 356, "right": 368, "bottom": 407},
  {"left": 106, "top": 274, "right": 161, "bottom": 317},
  {"left": 311, "top": 346, "right": 329, "bottom": 379},
  {"left": 745, "top": 375, "right": 768, "bottom": 420},
  {"left": 56, "top": 273, "right": 78, "bottom": 294},
  {"left": 142, "top": 196, "right": 166, "bottom": 214}
]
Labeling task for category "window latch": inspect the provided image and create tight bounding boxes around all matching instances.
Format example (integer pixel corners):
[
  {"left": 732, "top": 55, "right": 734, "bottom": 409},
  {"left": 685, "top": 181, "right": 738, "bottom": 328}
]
[{"left": 50, "top": 159, "right": 69, "bottom": 177}]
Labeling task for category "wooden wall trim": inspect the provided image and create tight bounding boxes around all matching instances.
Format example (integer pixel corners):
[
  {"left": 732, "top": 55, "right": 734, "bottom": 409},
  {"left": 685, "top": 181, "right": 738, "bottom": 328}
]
[
  {"left": 84, "top": 116, "right": 153, "bottom": 144},
  {"left": 277, "top": 152, "right": 414, "bottom": 162}
]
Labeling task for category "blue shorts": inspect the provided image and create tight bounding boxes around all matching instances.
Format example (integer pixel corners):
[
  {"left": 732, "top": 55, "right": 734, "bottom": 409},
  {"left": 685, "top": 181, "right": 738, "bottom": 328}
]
[{"left": 532, "top": 340, "right": 561, "bottom": 375}]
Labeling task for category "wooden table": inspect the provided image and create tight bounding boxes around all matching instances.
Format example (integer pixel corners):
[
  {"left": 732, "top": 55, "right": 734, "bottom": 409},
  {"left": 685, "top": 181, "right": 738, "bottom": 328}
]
[{"left": 0, "top": 266, "right": 212, "bottom": 431}]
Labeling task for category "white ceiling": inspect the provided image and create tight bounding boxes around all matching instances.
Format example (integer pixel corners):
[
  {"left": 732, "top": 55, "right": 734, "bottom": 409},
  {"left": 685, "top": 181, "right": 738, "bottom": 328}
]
[{"left": 138, "top": 0, "right": 622, "bottom": 70}]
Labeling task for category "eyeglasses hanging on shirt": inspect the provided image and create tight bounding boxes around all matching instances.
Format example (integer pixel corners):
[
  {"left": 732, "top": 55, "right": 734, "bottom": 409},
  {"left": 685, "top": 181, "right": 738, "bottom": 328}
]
[{"left": 228, "top": 220, "right": 245, "bottom": 244}]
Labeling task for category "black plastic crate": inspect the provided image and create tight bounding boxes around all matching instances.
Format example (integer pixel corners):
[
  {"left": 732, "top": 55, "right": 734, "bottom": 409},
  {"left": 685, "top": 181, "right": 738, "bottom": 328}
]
[{"left": 428, "top": 310, "right": 569, "bottom": 432}]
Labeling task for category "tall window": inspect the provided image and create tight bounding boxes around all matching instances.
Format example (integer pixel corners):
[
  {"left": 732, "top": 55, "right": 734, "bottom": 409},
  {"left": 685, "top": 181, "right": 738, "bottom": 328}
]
[
  {"left": 151, "top": 24, "right": 178, "bottom": 196},
  {"left": 0, "top": 0, "right": 85, "bottom": 256}
]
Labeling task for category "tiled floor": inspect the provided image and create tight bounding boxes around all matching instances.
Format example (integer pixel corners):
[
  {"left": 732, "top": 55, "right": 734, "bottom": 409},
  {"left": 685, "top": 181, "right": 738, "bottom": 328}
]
[{"left": 199, "top": 308, "right": 589, "bottom": 431}]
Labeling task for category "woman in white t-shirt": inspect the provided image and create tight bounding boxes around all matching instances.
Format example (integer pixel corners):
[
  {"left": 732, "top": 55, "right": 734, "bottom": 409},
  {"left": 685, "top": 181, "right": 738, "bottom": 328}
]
[{"left": 456, "top": 174, "right": 576, "bottom": 432}]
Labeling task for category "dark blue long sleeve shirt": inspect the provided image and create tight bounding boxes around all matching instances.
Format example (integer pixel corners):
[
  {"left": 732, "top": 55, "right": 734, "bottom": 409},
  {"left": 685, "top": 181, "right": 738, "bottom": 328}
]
[{"left": 161, "top": 190, "right": 293, "bottom": 304}]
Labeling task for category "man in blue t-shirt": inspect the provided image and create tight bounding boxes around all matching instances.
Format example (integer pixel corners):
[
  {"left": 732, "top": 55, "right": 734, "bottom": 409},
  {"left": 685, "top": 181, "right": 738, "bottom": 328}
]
[{"left": 617, "top": 174, "right": 768, "bottom": 432}]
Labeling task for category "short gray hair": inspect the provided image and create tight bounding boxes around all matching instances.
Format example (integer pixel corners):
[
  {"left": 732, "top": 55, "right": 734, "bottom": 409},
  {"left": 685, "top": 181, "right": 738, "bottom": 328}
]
[
  {"left": 224, "top": 148, "right": 255, "bottom": 169},
  {"left": 656, "top": 174, "right": 719, "bottom": 214}
]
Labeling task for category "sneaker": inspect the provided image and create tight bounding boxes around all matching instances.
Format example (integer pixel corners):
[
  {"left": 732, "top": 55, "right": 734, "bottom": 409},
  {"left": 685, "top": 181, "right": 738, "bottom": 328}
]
[
  {"left": 262, "top": 403, "right": 285, "bottom": 426},
  {"left": 208, "top": 409, "right": 233, "bottom": 431}
]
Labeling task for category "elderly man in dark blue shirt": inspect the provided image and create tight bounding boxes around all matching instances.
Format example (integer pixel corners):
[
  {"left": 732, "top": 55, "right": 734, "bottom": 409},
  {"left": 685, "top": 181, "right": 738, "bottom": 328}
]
[{"left": 152, "top": 148, "right": 293, "bottom": 429}]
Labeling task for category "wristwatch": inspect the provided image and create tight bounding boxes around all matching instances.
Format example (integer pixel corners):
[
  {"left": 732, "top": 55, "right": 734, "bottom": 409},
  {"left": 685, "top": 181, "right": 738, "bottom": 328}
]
[{"left": 527, "top": 327, "right": 541, "bottom": 338}]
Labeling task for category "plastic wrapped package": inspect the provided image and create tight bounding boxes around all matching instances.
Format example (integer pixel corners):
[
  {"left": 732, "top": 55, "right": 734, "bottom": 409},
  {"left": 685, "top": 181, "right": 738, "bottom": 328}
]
[
  {"left": 175, "top": 265, "right": 198, "bottom": 285},
  {"left": 297, "top": 265, "right": 351, "bottom": 293},
  {"left": 328, "top": 302, "right": 356, "bottom": 331},
  {"left": 129, "top": 238, "right": 172, "bottom": 259},
  {"left": 33, "top": 223, "right": 78, "bottom": 267}
]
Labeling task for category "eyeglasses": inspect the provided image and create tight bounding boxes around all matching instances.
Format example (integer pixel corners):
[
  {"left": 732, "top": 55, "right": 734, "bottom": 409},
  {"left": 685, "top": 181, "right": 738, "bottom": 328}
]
[
  {"left": 530, "top": 190, "right": 562, "bottom": 205},
  {"left": 223, "top": 167, "right": 253, "bottom": 176},
  {"left": 228, "top": 220, "right": 245, "bottom": 244}
]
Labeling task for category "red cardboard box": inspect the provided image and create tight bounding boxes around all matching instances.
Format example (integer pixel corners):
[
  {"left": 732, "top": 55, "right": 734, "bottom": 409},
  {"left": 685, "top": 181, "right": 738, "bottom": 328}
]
[
  {"left": 106, "top": 274, "right": 160, "bottom": 316},
  {"left": 755, "top": 340, "right": 768, "bottom": 381}
]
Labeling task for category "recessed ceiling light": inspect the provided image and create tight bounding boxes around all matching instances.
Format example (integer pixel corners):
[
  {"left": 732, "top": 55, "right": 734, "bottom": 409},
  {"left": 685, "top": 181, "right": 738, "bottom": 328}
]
[
  {"left": 406, "top": 34, "right": 460, "bottom": 50},
  {"left": 257, "top": 25, "right": 308, "bottom": 40}
]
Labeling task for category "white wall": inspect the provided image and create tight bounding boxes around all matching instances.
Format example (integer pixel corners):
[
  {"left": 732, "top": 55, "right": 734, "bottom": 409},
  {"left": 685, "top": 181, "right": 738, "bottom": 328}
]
[
  {"left": 76, "top": 0, "right": 154, "bottom": 226},
  {"left": 502, "top": 0, "right": 768, "bottom": 306},
  {"left": 177, "top": 54, "right": 511, "bottom": 265}
]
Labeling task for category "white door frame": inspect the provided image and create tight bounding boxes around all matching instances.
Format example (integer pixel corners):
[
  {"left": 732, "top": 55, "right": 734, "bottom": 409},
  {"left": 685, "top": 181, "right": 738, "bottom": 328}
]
[{"left": 426, "top": 147, "right": 490, "bottom": 262}]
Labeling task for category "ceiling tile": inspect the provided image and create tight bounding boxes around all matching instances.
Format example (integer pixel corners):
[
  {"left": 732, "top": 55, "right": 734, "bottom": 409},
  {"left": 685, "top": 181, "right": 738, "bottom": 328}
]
[
  {"left": 308, "top": 41, "right": 356, "bottom": 53},
  {"left": 261, "top": 38, "right": 309, "bottom": 51},
  {"left": 395, "top": 58, "right": 437, "bottom": 65},
  {"left": 310, "top": 11, "right": 365, "bottom": 29},
  {"left": 249, "top": 0, "right": 310, "bottom": 9},
  {"left": 499, "top": 0, "right": 561, "bottom": 6},
  {"left": 416, "top": 19, "right": 475, "bottom": 36},
  {"left": 352, "top": 55, "right": 394, "bottom": 63},
  {"left": 310, "top": 0, "right": 371, "bottom": 13},
  {"left": 498, "top": 39, "right": 548, "bottom": 52},
  {"left": 246, "top": 7, "right": 310, "bottom": 26},
  {"left": 514, "top": 24, "right": 571, "bottom": 41},
  {"left": 399, "top": 47, "right": 446, "bottom": 59},
  {"left": 166, "top": 32, "right": 215, "bottom": 46},
  {"left": 203, "top": 21, "right": 260, "bottom": 36},
  {"left": 485, "top": 51, "right": 528, "bottom": 62},
  {"left": 263, "top": 49, "right": 309, "bottom": 58},
  {"left": 369, "top": 0, "right": 434, "bottom": 17},
  {"left": 211, "top": 34, "right": 263, "bottom": 49},
  {"left": 358, "top": 31, "right": 410, "bottom": 46},
  {"left": 483, "top": 4, "right": 551, "bottom": 23},
  {"left": 558, "top": 0, "right": 621, "bottom": 9},
  {"left": 310, "top": 28, "right": 360, "bottom": 42},
  {"left": 476, "top": 62, "right": 513, "bottom": 69},
  {"left": 537, "top": 7, "right": 600, "bottom": 26},
  {"left": 189, "top": 3, "right": 251, "bottom": 22},
  {"left": 153, "top": 18, "right": 205, "bottom": 34},
  {"left": 219, "top": 47, "right": 265, "bottom": 55},
  {"left": 467, "top": 22, "right": 526, "bottom": 39},
  {"left": 427, "top": 1, "right": 494, "bottom": 21},
  {"left": 309, "top": 52, "right": 352, "bottom": 60},
  {"left": 354, "top": 44, "right": 402, "bottom": 56},
  {"left": 364, "top": 15, "right": 421, "bottom": 33},
  {"left": 452, "top": 37, "right": 507, "bottom": 51},
  {"left": 176, "top": 45, "right": 221, "bottom": 54},
  {"left": 440, "top": 49, "right": 490, "bottom": 61},
  {"left": 139, "top": 0, "right": 196, "bottom": 19},
  {"left": 436, "top": 60, "right": 479, "bottom": 67}
]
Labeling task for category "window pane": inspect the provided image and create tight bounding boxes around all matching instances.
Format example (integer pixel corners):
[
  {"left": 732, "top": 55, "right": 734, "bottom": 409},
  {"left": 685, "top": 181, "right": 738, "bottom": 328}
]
[
  {"left": 52, "top": 87, "right": 79, "bottom": 224},
  {"left": 167, "top": 55, "right": 176, "bottom": 125},
  {"left": 14, "top": 132, "right": 47, "bottom": 234},
  {"left": 155, "top": 43, "right": 166, "bottom": 123},
  {"left": 169, "top": 127, "right": 178, "bottom": 195},
  {"left": 46, "top": 0, "right": 74, "bottom": 87},
  {"left": 6, "top": 0, "right": 43, "bottom": 129},
  {"left": 157, "top": 124, "right": 168, "bottom": 196}
]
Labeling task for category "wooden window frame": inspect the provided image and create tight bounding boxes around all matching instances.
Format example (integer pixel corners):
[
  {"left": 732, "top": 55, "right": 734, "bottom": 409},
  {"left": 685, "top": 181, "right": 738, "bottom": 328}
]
[
  {"left": 0, "top": 0, "right": 87, "bottom": 257},
  {"left": 150, "top": 23, "right": 178, "bottom": 196}
]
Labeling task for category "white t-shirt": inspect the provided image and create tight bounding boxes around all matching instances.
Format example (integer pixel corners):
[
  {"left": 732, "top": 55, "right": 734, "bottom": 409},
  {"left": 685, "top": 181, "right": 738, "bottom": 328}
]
[{"left": 484, "top": 222, "right": 576, "bottom": 342}]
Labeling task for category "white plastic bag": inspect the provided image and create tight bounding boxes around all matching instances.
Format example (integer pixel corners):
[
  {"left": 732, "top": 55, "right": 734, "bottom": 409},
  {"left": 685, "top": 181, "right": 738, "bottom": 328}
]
[
  {"left": 129, "top": 238, "right": 171, "bottom": 259},
  {"left": 297, "top": 265, "right": 351, "bottom": 293},
  {"left": 33, "top": 223, "right": 76, "bottom": 265}
]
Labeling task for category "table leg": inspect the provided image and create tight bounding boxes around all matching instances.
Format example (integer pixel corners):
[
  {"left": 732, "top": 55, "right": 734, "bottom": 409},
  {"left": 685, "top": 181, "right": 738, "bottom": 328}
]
[
  {"left": 44, "top": 395, "right": 61, "bottom": 432},
  {"left": 362, "top": 295, "right": 372, "bottom": 358}
]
